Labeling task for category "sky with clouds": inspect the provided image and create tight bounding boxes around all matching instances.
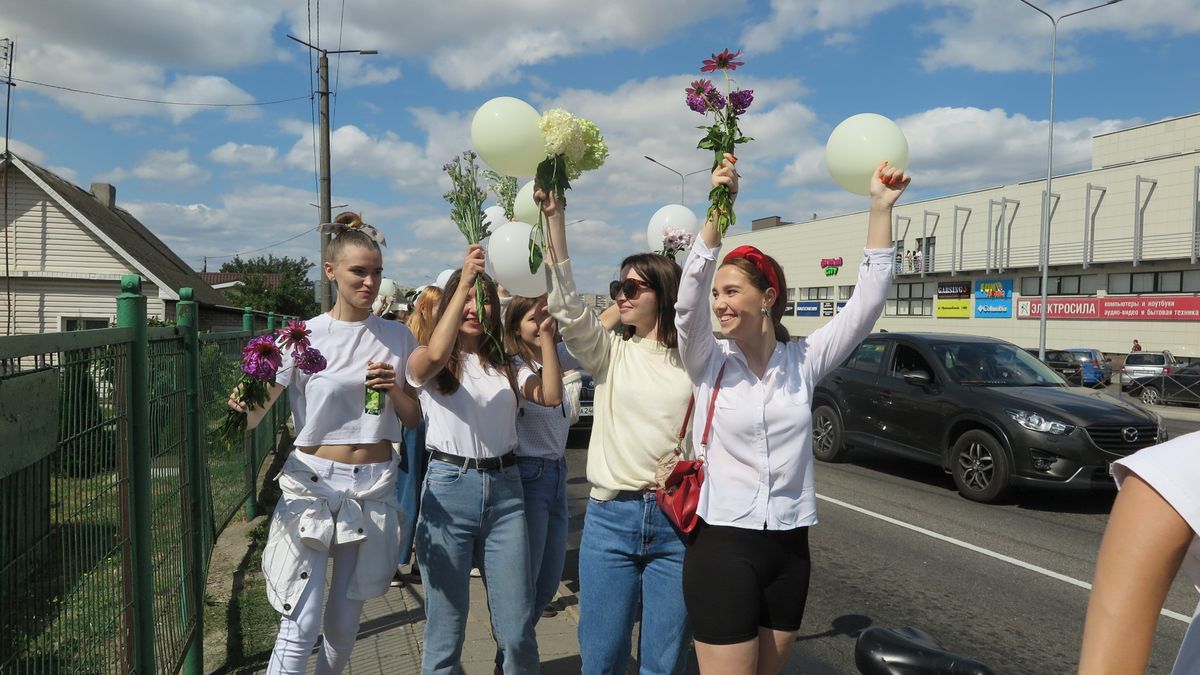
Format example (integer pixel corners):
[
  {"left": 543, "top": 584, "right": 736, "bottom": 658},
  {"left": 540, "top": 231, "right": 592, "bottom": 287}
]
[{"left": 3, "top": 0, "right": 1199, "bottom": 294}]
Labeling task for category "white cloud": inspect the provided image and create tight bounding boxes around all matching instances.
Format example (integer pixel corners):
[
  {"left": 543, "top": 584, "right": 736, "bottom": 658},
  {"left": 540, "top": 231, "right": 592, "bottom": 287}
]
[
  {"left": 209, "top": 142, "right": 280, "bottom": 173},
  {"left": 742, "top": 0, "right": 905, "bottom": 53},
  {"left": 303, "top": 0, "right": 739, "bottom": 90},
  {"left": 1, "top": 136, "right": 47, "bottom": 163},
  {"left": 130, "top": 149, "right": 210, "bottom": 183}
]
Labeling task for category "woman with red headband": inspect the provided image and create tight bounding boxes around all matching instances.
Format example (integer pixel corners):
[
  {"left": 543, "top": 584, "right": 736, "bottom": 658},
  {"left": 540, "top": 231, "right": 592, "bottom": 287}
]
[{"left": 675, "top": 154, "right": 910, "bottom": 674}]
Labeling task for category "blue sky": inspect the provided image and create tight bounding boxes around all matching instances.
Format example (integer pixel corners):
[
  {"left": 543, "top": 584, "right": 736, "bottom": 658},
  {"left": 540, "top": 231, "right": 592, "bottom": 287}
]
[{"left": 3, "top": 0, "right": 1199, "bottom": 294}]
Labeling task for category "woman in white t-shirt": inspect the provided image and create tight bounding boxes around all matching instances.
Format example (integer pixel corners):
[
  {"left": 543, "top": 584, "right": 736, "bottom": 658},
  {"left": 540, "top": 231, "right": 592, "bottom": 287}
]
[
  {"left": 405, "top": 244, "right": 563, "bottom": 674},
  {"left": 1080, "top": 430, "right": 1200, "bottom": 674},
  {"left": 231, "top": 213, "right": 422, "bottom": 675}
]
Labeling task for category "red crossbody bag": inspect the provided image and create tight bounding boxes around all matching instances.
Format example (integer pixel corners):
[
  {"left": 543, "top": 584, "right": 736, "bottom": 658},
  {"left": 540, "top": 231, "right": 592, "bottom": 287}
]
[{"left": 654, "top": 363, "right": 727, "bottom": 534}]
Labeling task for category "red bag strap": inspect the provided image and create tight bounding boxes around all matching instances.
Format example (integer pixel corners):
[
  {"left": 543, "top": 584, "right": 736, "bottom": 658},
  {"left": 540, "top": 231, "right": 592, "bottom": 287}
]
[
  {"left": 677, "top": 395, "right": 695, "bottom": 442},
  {"left": 701, "top": 362, "right": 727, "bottom": 448}
]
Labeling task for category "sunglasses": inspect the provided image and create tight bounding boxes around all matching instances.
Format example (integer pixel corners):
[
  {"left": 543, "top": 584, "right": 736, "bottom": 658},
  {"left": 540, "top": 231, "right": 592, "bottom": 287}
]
[{"left": 609, "top": 277, "right": 652, "bottom": 301}]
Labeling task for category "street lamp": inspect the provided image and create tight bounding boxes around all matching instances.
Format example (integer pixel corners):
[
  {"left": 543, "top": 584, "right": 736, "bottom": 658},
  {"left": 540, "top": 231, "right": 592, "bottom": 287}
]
[
  {"left": 288, "top": 34, "right": 377, "bottom": 311},
  {"left": 1017, "top": 0, "right": 1125, "bottom": 360},
  {"left": 644, "top": 156, "right": 708, "bottom": 204}
]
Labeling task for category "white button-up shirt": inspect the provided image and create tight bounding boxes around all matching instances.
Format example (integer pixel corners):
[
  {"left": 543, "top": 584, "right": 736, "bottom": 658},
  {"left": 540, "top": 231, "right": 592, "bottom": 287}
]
[{"left": 675, "top": 240, "right": 894, "bottom": 530}]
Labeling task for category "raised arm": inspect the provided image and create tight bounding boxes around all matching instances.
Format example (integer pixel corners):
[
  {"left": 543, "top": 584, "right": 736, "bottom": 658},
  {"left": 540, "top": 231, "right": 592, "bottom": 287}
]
[
  {"left": 406, "top": 244, "right": 483, "bottom": 386},
  {"left": 521, "top": 309, "right": 563, "bottom": 406},
  {"left": 676, "top": 155, "right": 740, "bottom": 381},
  {"left": 538, "top": 186, "right": 613, "bottom": 375},
  {"left": 1078, "top": 473, "right": 1191, "bottom": 674},
  {"left": 802, "top": 163, "right": 908, "bottom": 381}
]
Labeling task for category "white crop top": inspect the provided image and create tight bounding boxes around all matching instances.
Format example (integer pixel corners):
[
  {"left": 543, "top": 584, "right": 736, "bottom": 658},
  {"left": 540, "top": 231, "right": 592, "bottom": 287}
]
[
  {"left": 276, "top": 313, "right": 418, "bottom": 447},
  {"left": 406, "top": 350, "right": 535, "bottom": 459}
]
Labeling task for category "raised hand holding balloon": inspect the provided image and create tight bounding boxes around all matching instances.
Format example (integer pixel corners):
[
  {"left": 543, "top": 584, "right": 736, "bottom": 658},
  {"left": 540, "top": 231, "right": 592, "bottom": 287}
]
[
  {"left": 687, "top": 49, "right": 754, "bottom": 235},
  {"left": 825, "top": 113, "right": 909, "bottom": 195}
]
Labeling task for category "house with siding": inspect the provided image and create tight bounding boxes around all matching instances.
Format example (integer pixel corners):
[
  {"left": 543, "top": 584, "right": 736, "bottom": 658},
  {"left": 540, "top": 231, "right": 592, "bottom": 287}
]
[{"left": 0, "top": 151, "right": 243, "bottom": 334}]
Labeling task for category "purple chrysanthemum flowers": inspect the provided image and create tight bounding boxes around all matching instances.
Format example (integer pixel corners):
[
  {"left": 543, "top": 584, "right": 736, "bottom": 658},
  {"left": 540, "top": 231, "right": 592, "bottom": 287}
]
[
  {"left": 730, "top": 89, "right": 754, "bottom": 115},
  {"left": 241, "top": 335, "right": 283, "bottom": 381},
  {"left": 294, "top": 347, "right": 328, "bottom": 375}
]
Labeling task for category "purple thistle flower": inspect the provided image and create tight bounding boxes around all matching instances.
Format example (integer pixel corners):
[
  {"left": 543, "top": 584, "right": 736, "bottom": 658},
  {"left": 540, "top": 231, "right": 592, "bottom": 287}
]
[
  {"left": 686, "top": 94, "right": 708, "bottom": 114},
  {"left": 685, "top": 79, "right": 713, "bottom": 97},
  {"left": 276, "top": 320, "right": 311, "bottom": 352},
  {"left": 241, "top": 335, "right": 282, "bottom": 381},
  {"left": 294, "top": 347, "right": 328, "bottom": 375},
  {"left": 706, "top": 89, "right": 726, "bottom": 111},
  {"left": 730, "top": 89, "right": 754, "bottom": 115}
]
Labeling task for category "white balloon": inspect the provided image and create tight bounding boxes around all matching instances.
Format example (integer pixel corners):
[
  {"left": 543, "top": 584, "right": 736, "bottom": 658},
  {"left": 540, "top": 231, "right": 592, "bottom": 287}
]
[
  {"left": 378, "top": 278, "right": 398, "bottom": 299},
  {"left": 471, "top": 97, "right": 545, "bottom": 177},
  {"left": 434, "top": 268, "right": 456, "bottom": 290},
  {"left": 645, "top": 204, "right": 699, "bottom": 251},
  {"left": 487, "top": 221, "right": 548, "bottom": 298},
  {"left": 825, "top": 113, "right": 909, "bottom": 196},
  {"left": 483, "top": 205, "right": 508, "bottom": 232},
  {"left": 513, "top": 180, "right": 540, "bottom": 226}
]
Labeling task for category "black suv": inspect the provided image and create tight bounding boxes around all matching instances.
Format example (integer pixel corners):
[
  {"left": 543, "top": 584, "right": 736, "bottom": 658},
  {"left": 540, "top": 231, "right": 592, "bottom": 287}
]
[{"left": 812, "top": 333, "right": 1166, "bottom": 502}]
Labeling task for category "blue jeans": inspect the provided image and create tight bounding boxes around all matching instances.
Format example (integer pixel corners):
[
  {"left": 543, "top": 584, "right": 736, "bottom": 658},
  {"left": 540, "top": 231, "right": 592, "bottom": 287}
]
[
  {"left": 578, "top": 491, "right": 691, "bottom": 675},
  {"left": 415, "top": 459, "right": 537, "bottom": 674},
  {"left": 394, "top": 423, "right": 428, "bottom": 565},
  {"left": 519, "top": 456, "right": 569, "bottom": 616}
]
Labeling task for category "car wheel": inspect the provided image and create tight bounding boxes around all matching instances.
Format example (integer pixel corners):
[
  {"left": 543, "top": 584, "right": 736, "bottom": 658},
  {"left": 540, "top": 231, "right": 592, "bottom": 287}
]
[
  {"left": 812, "top": 405, "right": 849, "bottom": 463},
  {"left": 951, "top": 430, "right": 1012, "bottom": 503},
  {"left": 1140, "top": 387, "right": 1162, "bottom": 406}
]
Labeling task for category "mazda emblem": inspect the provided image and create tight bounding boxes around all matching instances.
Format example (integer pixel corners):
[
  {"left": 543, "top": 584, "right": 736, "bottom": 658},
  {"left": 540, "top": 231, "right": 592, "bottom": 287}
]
[{"left": 1122, "top": 427, "right": 1139, "bottom": 443}]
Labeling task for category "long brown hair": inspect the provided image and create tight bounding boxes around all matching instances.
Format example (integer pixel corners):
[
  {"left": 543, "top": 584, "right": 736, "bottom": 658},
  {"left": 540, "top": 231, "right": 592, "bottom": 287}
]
[
  {"left": 432, "top": 270, "right": 514, "bottom": 395},
  {"left": 503, "top": 294, "right": 545, "bottom": 367},
  {"left": 406, "top": 286, "right": 444, "bottom": 346},
  {"left": 721, "top": 255, "right": 791, "bottom": 342},
  {"left": 618, "top": 253, "right": 681, "bottom": 349}
]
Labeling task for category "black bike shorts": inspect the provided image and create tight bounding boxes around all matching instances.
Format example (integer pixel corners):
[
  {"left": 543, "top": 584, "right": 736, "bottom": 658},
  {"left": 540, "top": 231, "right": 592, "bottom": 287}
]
[{"left": 682, "top": 520, "right": 812, "bottom": 645}]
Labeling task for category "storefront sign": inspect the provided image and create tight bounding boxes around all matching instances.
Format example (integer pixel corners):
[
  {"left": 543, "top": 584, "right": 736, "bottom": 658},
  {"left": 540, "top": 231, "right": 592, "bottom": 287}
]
[
  {"left": 821, "top": 301, "right": 835, "bottom": 317},
  {"left": 936, "top": 281, "right": 972, "bottom": 319},
  {"left": 974, "top": 279, "right": 1013, "bottom": 318},
  {"left": 795, "top": 301, "right": 821, "bottom": 317},
  {"left": 821, "top": 257, "right": 843, "bottom": 278},
  {"left": 1016, "top": 296, "right": 1200, "bottom": 320}
]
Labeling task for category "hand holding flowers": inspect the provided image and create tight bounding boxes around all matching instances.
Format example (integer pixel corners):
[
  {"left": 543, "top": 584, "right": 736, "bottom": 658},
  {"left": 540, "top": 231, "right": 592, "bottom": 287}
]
[
  {"left": 220, "top": 320, "right": 327, "bottom": 447},
  {"left": 686, "top": 49, "right": 754, "bottom": 235},
  {"left": 531, "top": 109, "right": 607, "bottom": 272}
]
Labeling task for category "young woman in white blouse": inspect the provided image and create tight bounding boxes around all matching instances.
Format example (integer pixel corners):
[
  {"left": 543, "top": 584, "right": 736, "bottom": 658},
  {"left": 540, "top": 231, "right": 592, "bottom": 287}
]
[
  {"left": 675, "top": 155, "right": 910, "bottom": 674},
  {"left": 232, "top": 214, "right": 423, "bottom": 675},
  {"left": 405, "top": 244, "right": 562, "bottom": 674},
  {"left": 539, "top": 188, "right": 696, "bottom": 675}
]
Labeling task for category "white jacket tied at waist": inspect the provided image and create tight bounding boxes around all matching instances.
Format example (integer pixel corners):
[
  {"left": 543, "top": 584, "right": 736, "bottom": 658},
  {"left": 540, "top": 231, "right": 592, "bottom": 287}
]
[{"left": 261, "top": 451, "right": 405, "bottom": 617}]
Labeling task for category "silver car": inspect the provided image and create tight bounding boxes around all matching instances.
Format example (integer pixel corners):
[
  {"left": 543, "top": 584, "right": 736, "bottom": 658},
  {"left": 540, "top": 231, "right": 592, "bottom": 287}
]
[{"left": 1121, "top": 350, "right": 1179, "bottom": 390}]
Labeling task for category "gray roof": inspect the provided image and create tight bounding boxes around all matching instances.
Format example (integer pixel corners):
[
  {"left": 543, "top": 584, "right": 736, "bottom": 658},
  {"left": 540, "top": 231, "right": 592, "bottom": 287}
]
[{"left": 9, "top": 152, "right": 228, "bottom": 307}]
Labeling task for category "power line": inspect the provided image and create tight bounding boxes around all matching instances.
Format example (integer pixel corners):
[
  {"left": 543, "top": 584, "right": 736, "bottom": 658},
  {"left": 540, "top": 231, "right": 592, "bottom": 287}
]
[
  {"left": 332, "top": 0, "right": 346, "bottom": 128},
  {"left": 201, "top": 224, "right": 318, "bottom": 262},
  {"left": 10, "top": 76, "right": 308, "bottom": 107}
]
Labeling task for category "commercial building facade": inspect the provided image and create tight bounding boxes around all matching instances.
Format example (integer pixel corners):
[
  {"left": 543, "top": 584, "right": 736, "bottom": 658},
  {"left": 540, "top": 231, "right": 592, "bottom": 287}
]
[{"left": 727, "top": 113, "right": 1200, "bottom": 357}]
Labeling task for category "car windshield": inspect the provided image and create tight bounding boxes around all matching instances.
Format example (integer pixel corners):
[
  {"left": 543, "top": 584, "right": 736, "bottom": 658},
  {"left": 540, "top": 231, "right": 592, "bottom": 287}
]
[
  {"left": 934, "top": 343, "right": 1066, "bottom": 386},
  {"left": 1071, "top": 352, "right": 1094, "bottom": 363},
  {"left": 1124, "top": 353, "right": 1166, "bottom": 366}
]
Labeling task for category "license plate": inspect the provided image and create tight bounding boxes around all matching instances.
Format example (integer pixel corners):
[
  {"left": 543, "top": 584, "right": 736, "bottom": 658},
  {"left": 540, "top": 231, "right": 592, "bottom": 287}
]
[{"left": 578, "top": 405, "right": 593, "bottom": 417}]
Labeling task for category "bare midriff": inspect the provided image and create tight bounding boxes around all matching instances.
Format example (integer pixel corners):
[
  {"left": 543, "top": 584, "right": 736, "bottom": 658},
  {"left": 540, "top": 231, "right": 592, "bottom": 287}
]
[{"left": 298, "top": 441, "right": 393, "bottom": 465}]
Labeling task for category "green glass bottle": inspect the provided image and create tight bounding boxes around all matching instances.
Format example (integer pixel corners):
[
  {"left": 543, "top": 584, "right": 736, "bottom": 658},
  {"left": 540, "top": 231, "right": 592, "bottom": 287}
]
[{"left": 364, "top": 377, "right": 383, "bottom": 415}]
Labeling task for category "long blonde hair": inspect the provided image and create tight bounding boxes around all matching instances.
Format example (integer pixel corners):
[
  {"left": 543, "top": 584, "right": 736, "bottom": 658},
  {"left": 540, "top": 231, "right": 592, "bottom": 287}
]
[{"left": 406, "top": 286, "right": 444, "bottom": 346}]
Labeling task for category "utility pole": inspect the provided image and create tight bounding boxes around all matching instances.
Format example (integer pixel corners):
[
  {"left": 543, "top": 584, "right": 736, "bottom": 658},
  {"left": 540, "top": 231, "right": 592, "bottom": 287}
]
[
  {"left": 287, "top": 35, "right": 376, "bottom": 311},
  {"left": 2, "top": 38, "right": 14, "bottom": 336}
]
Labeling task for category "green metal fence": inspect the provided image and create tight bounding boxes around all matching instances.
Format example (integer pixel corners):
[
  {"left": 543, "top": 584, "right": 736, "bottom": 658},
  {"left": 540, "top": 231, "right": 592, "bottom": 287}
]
[{"left": 0, "top": 276, "right": 292, "bottom": 675}]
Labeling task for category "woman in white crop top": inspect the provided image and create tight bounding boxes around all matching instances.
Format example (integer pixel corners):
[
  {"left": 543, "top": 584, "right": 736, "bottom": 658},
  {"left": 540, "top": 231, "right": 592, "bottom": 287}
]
[
  {"left": 674, "top": 156, "right": 909, "bottom": 674},
  {"left": 405, "top": 244, "right": 562, "bottom": 674},
  {"left": 230, "top": 213, "right": 422, "bottom": 675}
]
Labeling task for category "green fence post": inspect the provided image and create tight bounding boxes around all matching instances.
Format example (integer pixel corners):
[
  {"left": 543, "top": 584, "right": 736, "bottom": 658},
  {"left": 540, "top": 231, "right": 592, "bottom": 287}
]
[
  {"left": 117, "top": 275, "right": 156, "bottom": 675},
  {"left": 267, "top": 311, "right": 276, "bottom": 332},
  {"left": 177, "top": 289, "right": 206, "bottom": 675},
  {"left": 242, "top": 306, "right": 257, "bottom": 520}
]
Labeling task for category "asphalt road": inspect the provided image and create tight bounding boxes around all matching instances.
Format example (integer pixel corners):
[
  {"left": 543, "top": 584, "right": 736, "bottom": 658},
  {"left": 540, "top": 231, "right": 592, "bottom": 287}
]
[{"left": 561, "top": 417, "right": 1199, "bottom": 674}]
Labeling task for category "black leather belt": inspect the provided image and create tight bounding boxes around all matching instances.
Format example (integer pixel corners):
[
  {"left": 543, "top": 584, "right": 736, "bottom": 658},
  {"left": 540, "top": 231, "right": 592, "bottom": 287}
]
[{"left": 429, "top": 450, "right": 517, "bottom": 471}]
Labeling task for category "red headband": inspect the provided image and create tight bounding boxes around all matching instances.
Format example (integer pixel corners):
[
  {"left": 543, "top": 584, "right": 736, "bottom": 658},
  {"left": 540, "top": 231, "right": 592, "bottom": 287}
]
[{"left": 723, "top": 245, "right": 781, "bottom": 297}]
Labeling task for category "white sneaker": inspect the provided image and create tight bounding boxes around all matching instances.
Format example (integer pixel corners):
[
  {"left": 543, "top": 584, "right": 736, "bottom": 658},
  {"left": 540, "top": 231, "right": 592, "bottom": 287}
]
[{"left": 470, "top": 567, "right": 482, "bottom": 578}]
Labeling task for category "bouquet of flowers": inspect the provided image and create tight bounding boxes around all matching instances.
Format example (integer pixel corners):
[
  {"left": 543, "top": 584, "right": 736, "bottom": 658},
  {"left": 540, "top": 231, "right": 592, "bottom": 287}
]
[
  {"left": 485, "top": 169, "right": 519, "bottom": 222},
  {"left": 443, "top": 151, "right": 502, "bottom": 348},
  {"left": 531, "top": 109, "right": 608, "bottom": 271},
  {"left": 659, "top": 227, "right": 695, "bottom": 259},
  {"left": 217, "top": 320, "right": 327, "bottom": 447},
  {"left": 686, "top": 49, "right": 754, "bottom": 235}
]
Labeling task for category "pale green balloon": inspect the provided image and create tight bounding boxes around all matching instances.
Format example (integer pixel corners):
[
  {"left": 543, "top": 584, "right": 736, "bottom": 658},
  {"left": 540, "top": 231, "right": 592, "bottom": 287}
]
[
  {"left": 825, "top": 113, "right": 909, "bottom": 195},
  {"left": 513, "top": 180, "right": 540, "bottom": 225},
  {"left": 471, "top": 97, "right": 545, "bottom": 178}
]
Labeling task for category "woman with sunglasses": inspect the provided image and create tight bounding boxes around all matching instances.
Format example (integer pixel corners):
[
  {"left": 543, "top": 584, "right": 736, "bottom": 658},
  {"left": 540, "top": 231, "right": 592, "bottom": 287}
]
[
  {"left": 539, "top": 187, "right": 695, "bottom": 675},
  {"left": 674, "top": 155, "right": 909, "bottom": 674},
  {"left": 406, "top": 244, "right": 562, "bottom": 674}
]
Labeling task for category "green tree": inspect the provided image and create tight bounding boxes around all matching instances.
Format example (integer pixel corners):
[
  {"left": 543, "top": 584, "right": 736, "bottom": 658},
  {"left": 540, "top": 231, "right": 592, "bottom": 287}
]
[{"left": 219, "top": 255, "right": 320, "bottom": 319}]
